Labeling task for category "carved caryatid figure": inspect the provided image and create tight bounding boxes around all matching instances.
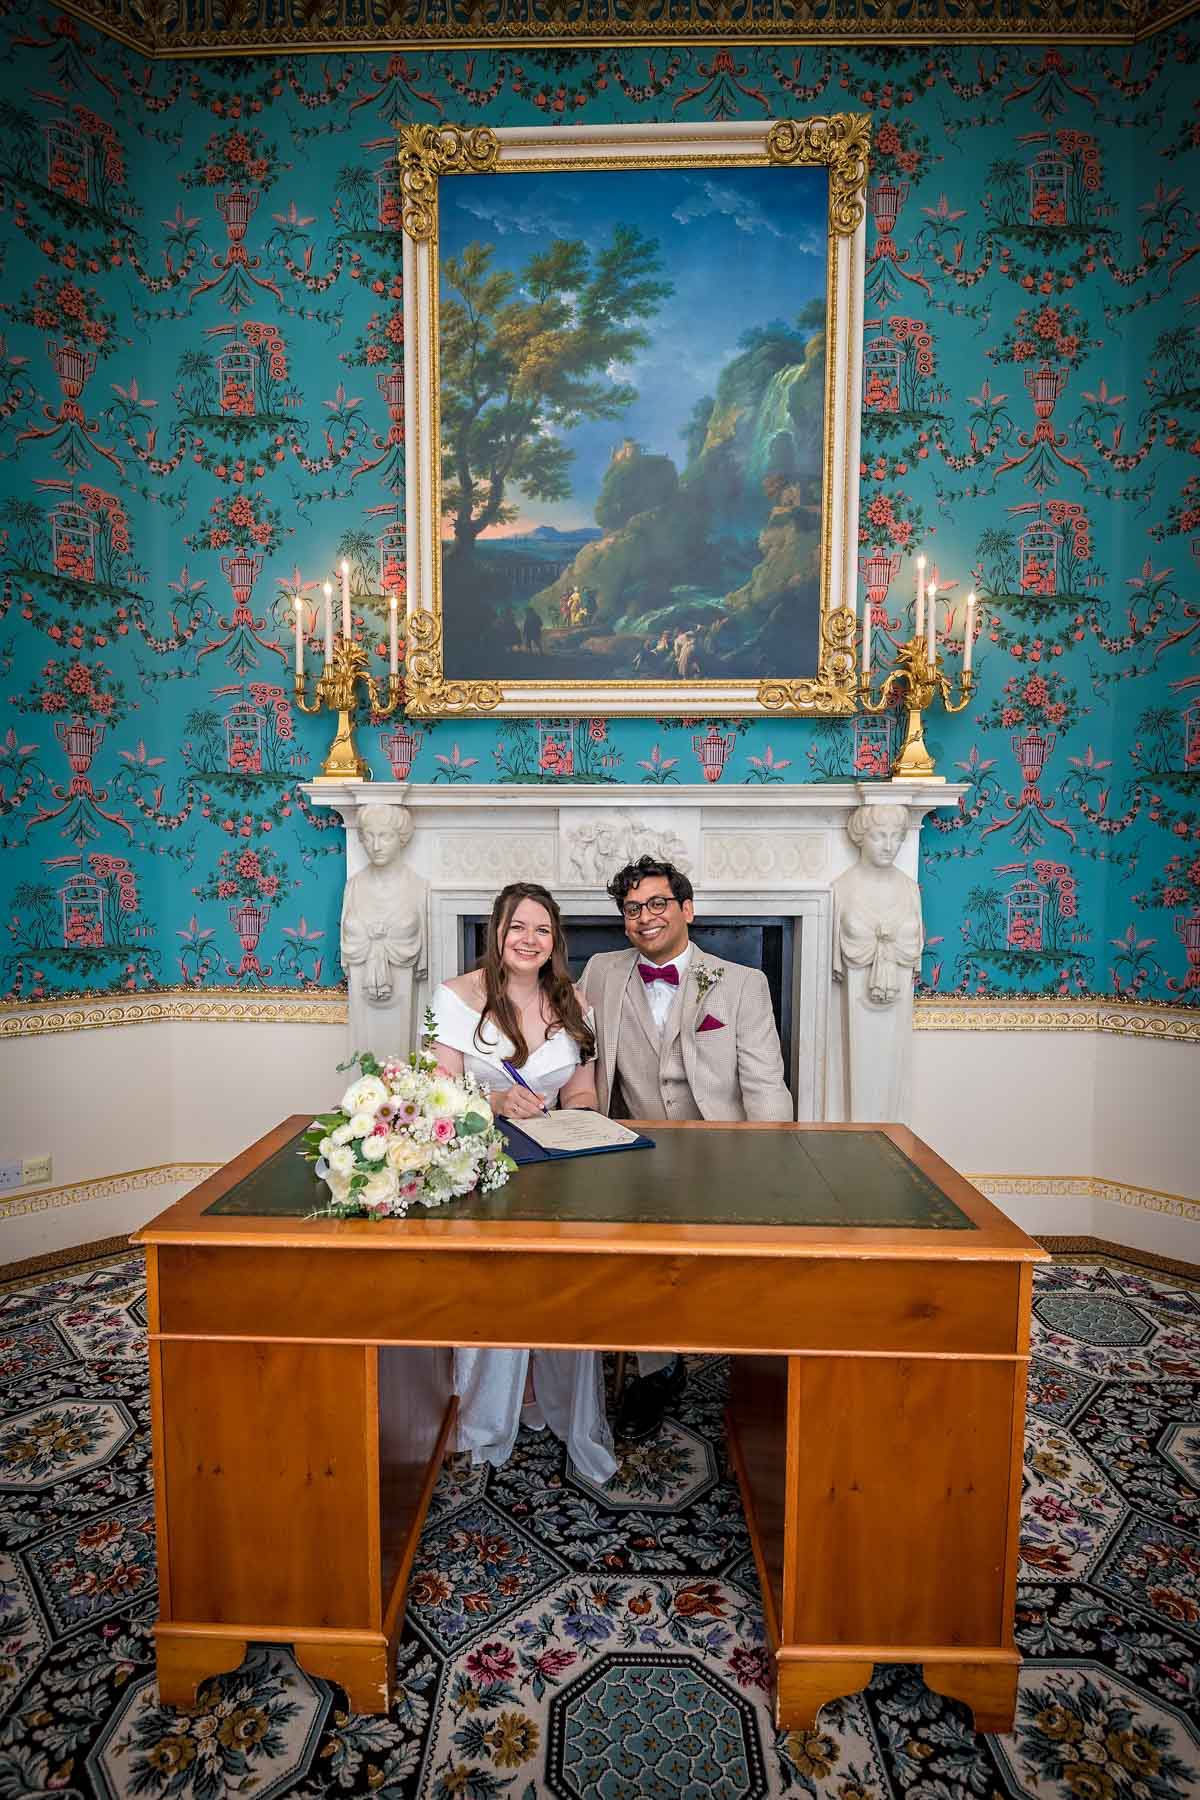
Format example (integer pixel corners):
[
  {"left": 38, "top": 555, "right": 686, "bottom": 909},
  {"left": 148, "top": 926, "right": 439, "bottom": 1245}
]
[
  {"left": 341, "top": 803, "right": 428, "bottom": 1062},
  {"left": 826, "top": 802, "right": 924, "bottom": 1124}
]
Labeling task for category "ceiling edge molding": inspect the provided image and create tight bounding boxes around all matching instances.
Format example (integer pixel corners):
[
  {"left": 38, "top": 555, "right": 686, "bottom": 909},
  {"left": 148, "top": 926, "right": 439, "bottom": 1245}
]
[{"left": 52, "top": 0, "right": 1200, "bottom": 57}]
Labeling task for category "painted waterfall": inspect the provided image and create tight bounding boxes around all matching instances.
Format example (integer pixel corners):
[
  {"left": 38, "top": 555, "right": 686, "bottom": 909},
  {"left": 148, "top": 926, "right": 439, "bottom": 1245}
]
[{"left": 437, "top": 163, "right": 829, "bottom": 685}]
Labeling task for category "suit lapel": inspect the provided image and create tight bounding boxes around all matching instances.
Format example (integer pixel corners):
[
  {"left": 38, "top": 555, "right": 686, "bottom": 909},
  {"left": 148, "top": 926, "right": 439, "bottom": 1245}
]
[
  {"left": 658, "top": 957, "right": 691, "bottom": 1058},
  {"left": 602, "top": 952, "right": 641, "bottom": 1102},
  {"left": 677, "top": 953, "right": 714, "bottom": 1097}
]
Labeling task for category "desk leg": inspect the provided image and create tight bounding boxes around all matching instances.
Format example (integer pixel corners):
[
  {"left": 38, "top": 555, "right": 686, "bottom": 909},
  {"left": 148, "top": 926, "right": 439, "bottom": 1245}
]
[{"left": 924, "top": 1659, "right": 1019, "bottom": 1735}]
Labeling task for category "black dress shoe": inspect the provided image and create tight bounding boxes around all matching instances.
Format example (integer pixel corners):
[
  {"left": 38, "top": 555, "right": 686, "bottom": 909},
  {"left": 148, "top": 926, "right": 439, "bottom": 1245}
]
[{"left": 615, "top": 1356, "right": 687, "bottom": 1443}]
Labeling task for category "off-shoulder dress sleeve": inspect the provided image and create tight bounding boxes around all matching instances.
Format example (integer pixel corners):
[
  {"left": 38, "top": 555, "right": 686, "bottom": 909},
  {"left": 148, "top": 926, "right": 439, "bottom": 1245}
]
[{"left": 429, "top": 983, "right": 510, "bottom": 1065}]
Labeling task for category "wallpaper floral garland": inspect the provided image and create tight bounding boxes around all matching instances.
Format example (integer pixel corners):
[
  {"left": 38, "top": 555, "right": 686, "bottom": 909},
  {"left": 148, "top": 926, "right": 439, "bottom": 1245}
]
[{"left": 1, "top": 20, "right": 1197, "bottom": 1005}]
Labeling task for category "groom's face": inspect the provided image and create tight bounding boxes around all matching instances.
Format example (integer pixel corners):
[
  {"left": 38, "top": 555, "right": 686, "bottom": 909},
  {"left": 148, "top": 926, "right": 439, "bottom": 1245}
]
[{"left": 621, "top": 874, "right": 693, "bottom": 965}]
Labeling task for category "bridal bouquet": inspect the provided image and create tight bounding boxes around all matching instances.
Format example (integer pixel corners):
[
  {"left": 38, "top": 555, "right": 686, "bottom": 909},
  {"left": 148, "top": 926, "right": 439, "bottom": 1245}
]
[{"left": 303, "top": 1025, "right": 516, "bottom": 1219}]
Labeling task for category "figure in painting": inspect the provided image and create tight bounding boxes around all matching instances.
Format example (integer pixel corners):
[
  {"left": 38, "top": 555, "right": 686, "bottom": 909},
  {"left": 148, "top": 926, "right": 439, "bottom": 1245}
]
[
  {"left": 826, "top": 803, "right": 924, "bottom": 1124},
  {"left": 340, "top": 803, "right": 428, "bottom": 1063},
  {"left": 521, "top": 604, "right": 543, "bottom": 654}
]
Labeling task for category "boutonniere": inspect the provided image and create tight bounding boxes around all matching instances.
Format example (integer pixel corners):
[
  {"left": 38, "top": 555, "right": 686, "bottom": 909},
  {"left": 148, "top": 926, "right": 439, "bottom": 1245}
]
[{"left": 693, "top": 962, "right": 724, "bottom": 1001}]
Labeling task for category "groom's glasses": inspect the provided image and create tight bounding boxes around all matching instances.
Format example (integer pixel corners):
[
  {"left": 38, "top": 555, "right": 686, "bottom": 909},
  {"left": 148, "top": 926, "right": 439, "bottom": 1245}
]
[{"left": 621, "top": 896, "right": 678, "bottom": 920}]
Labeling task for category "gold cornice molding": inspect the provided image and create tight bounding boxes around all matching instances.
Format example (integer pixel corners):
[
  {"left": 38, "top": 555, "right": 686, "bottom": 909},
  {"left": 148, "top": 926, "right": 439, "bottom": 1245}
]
[
  {"left": 0, "top": 989, "right": 348, "bottom": 1036},
  {"left": 1, "top": 990, "right": 1197, "bottom": 1038},
  {"left": 52, "top": 0, "right": 1200, "bottom": 55}
]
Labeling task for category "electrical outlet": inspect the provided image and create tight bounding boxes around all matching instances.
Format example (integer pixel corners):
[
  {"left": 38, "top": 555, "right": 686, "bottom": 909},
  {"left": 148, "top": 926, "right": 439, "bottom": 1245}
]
[
  {"left": 0, "top": 1161, "right": 22, "bottom": 1193},
  {"left": 22, "top": 1154, "right": 52, "bottom": 1186}
]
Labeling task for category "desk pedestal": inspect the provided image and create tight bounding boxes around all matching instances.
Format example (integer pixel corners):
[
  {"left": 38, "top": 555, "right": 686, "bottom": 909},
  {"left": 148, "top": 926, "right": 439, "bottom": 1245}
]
[
  {"left": 148, "top": 1334, "right": 454, "bottom": 1714},
  {"left": 726, "top": 1298, "right": 1029, "bottom": 1734}
]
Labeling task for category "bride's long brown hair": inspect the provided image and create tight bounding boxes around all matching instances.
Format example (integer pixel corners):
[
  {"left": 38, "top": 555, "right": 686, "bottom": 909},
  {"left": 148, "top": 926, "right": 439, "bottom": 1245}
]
[{"left": 476, "top": 883, "right": 594, "bottom": 1068}]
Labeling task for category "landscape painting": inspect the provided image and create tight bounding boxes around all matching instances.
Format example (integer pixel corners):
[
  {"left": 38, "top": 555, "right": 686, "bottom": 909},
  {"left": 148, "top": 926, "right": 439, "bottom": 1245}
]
[{"left": 401, "top": 121, "right": 868, "bottom": 714}]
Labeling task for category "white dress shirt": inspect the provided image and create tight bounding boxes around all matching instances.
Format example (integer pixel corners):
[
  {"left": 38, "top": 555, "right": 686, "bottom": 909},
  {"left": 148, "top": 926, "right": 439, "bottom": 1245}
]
[{"left": 637, "top": 940, "right": 693, "bottom": 1035}]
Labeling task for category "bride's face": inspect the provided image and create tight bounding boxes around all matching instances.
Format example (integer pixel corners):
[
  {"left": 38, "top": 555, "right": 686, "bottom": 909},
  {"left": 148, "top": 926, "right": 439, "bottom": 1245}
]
[{"left": 500, "top": 899, "right": 555, "bottom": 978}]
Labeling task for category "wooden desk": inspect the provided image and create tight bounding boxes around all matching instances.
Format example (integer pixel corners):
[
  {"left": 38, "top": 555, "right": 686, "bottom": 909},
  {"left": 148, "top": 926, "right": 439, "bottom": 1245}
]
[{"left": 133, "top": 1118, "right": 1046, "bottom": 1732}]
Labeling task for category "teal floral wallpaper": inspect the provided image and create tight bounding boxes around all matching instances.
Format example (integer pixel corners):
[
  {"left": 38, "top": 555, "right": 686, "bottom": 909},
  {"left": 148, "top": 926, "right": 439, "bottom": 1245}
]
[{"left": 1, "top": 19, "right": 1198, "bottom": 1003}]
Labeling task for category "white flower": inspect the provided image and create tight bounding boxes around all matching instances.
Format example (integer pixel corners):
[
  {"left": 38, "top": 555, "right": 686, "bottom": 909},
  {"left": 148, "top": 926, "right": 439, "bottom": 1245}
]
[
  {"left": 325, "top": 1170, "right": 352, "bottom": 1204},
  {"left": 331, "top": 1123, "right": 354, "bottom": 1147},
  {"left": 361, "top": 1132, "right": 389, "bottom": 1161},
  {"left": 341, "top": 1074, "right": 388, "bottom": 1116},
  {"left": 328, "top": 1146, "right": 356, "bottom": 1178},
  {"left": 387, "top": 1137, "right": 433, "bottom": 1173},
  {"left": 361, "top": 1166, "right": 400, "bottom": 1207},
  {"left": 440, "top": 1146, "right": 478, "bottom": 1194},
  {"left": 426, "top": 1078, "right": 471, "bottom": 1118},
  {"left": 318, "top": 1136, "right": 334, "bottom": 1158},
  {"left": 347, "top": 1110, "right": 375, "bottom": 1139}
]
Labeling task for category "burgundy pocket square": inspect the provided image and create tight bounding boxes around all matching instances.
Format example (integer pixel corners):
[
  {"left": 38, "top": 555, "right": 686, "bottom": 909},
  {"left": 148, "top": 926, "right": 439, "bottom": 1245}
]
[{"left": 698, "top": 1014, "right": 725, "bottom": 1032}]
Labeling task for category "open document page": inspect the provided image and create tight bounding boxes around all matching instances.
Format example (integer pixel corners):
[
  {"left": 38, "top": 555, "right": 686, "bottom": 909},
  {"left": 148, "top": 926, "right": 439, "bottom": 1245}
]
[{"left": 511, "top": 1110, "right": 643, "bottom": 1153}]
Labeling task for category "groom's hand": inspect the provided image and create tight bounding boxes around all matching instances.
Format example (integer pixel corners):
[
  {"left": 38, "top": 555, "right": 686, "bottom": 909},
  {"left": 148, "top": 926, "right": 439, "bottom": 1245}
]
[{"left": 489, "top": 1086, "right": 547, "bottom": 1120}]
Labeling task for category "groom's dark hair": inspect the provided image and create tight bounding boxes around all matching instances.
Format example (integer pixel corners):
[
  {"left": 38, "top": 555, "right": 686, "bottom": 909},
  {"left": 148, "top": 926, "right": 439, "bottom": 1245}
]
[{"left": 607, "top": 855, "right": 694, "bottom": 912}]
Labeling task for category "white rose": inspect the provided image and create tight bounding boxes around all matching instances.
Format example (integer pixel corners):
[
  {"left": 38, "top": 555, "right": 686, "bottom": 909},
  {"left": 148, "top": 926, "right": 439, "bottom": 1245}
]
[
  {"left": 341, "top": 1074, "right": 388, "bottom": 1116},
  {"left": 387, "top": 1137, "right": 433, "bottom": 1173},
  {"left": 361, "top": 1132, "right": 389, "bottom": 1161},
  {"left": 324, "top": 1170, "right": 351, "bottom": 1204},
  {"left": 361, "top": 1166, "right": 400, "bottom": 1207},
  {"left": 347, "top": 1110, "right": 375, "bottom": 1139},
  {"left": 331, "top": 1123, "right": 354, "bottom": 1147},
  {"left": 328, "top": 1146, "right": 356, "bottom": 1178}
]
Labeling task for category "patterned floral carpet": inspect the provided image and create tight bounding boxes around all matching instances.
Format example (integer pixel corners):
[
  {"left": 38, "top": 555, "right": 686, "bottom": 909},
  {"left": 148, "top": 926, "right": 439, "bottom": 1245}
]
[{"left": 0, "top": 1247, "right": 1196, "bottom": 1800}]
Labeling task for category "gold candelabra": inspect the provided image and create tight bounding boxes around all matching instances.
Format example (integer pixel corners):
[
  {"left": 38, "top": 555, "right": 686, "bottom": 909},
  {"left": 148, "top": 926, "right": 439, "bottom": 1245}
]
[
  {"left": 294, "top": 634, "right": 403, "bottom": 782},
  {"left": 858, "top": 635, "right": 973, "bottom": 782}
]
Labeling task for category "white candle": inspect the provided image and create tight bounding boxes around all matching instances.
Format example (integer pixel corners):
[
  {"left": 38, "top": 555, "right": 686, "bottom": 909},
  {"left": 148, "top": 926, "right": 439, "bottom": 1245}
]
[
  {"left": 340, "top": 559, "right": 351, "bottom": 639},
  {"left": 389, "top": 593, "right": 399, "bottom": 675},
  {"left": 293, "top": 595, "right": 304, "bottom": 676},
  {"left": 926, "top": 583, "right": 937, "bottom": 662},
  {"left": 916, "top": 554, "right": 926, "bottom": 640},
  {"left": 861, "top": 588, "right": 872, "bottom": 680},
  {"left": 323, "top": 582, "right": 333, "bottom": 663},
  {"left": 964, "top": 591, "right": 976, "bottom": 676}
]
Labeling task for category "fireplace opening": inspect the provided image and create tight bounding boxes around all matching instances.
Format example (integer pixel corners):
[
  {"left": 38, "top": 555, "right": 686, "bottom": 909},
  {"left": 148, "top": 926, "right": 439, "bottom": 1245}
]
[{"left": 459, "top": 914, "right": 799, "bottom": 1099}]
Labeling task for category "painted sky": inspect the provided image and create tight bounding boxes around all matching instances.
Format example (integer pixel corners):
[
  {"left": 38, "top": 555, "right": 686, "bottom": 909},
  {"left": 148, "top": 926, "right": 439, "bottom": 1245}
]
[{"left": 439, "top": 164, "right": 828, "bottom": 535}]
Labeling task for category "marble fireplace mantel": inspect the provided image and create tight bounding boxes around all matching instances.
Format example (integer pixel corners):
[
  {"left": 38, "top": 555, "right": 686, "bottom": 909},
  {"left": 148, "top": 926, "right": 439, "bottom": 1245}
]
[{"left": 304, "top": 780, "right": 967, "bottom": 1121}]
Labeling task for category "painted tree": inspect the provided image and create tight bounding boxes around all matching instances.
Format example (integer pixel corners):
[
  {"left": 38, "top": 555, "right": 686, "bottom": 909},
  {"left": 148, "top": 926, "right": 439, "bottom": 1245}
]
[{"left": 439, "top": 230, "right": 672, "bottom": 556}]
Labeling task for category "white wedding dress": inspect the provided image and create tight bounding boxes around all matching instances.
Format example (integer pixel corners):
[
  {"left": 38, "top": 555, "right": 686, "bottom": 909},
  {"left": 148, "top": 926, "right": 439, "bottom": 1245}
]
[{"left": 430, "top": 983, "right": 617, "bottom": 1485}]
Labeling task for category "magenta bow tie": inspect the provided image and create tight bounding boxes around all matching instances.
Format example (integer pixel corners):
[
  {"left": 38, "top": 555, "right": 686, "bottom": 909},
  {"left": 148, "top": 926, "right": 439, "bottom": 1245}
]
[{"left": 638, "top": 962, "right": 679, "bottom": 986}]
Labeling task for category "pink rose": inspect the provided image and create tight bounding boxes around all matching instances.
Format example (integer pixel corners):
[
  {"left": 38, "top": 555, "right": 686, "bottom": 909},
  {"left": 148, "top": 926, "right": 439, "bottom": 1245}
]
[{"left": 432, "top": 1117, "right": 455, "bottom": 1143}]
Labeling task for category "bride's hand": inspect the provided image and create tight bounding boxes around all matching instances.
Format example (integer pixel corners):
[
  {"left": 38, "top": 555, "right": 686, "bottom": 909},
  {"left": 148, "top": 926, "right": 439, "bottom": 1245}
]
[{"left": 489, "top": 1086, "right": 548, "bottom": 1121}]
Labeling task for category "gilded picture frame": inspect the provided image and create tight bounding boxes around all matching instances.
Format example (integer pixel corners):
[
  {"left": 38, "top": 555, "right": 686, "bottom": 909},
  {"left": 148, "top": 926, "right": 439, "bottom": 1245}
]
[{"left": 399, "top": 118, "right": 869, "bottom": 718}]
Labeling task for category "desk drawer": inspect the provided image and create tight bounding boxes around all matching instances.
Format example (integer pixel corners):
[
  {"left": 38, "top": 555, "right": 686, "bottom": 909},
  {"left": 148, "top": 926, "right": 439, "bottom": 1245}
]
[{"left": 154, "top": 1247, "right": 1023, "bottom": 1356}]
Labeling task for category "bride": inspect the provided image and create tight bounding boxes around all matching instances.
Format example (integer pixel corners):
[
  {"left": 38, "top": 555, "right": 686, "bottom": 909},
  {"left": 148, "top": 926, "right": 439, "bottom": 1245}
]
[{"left": 429, "top": 881, "right": 617, "bottom": 1485}]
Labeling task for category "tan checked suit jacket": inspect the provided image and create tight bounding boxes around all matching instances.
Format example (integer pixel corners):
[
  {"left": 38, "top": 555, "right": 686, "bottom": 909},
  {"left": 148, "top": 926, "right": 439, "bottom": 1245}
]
[{"left": 579, "top": 947, "right": 793, "bottom": 1124}]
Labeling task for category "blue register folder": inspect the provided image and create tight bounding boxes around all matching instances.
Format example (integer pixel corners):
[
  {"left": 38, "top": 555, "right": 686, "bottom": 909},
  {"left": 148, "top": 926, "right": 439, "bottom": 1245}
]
[{"left": 499, "top": 1111, "right": 655, "bottom": 1165}]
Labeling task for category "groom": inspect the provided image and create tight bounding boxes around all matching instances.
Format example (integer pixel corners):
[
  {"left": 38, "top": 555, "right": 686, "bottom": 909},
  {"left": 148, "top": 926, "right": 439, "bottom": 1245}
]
[{"left": 580, "top": 854, "right": 792, "bottom": 1441}]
